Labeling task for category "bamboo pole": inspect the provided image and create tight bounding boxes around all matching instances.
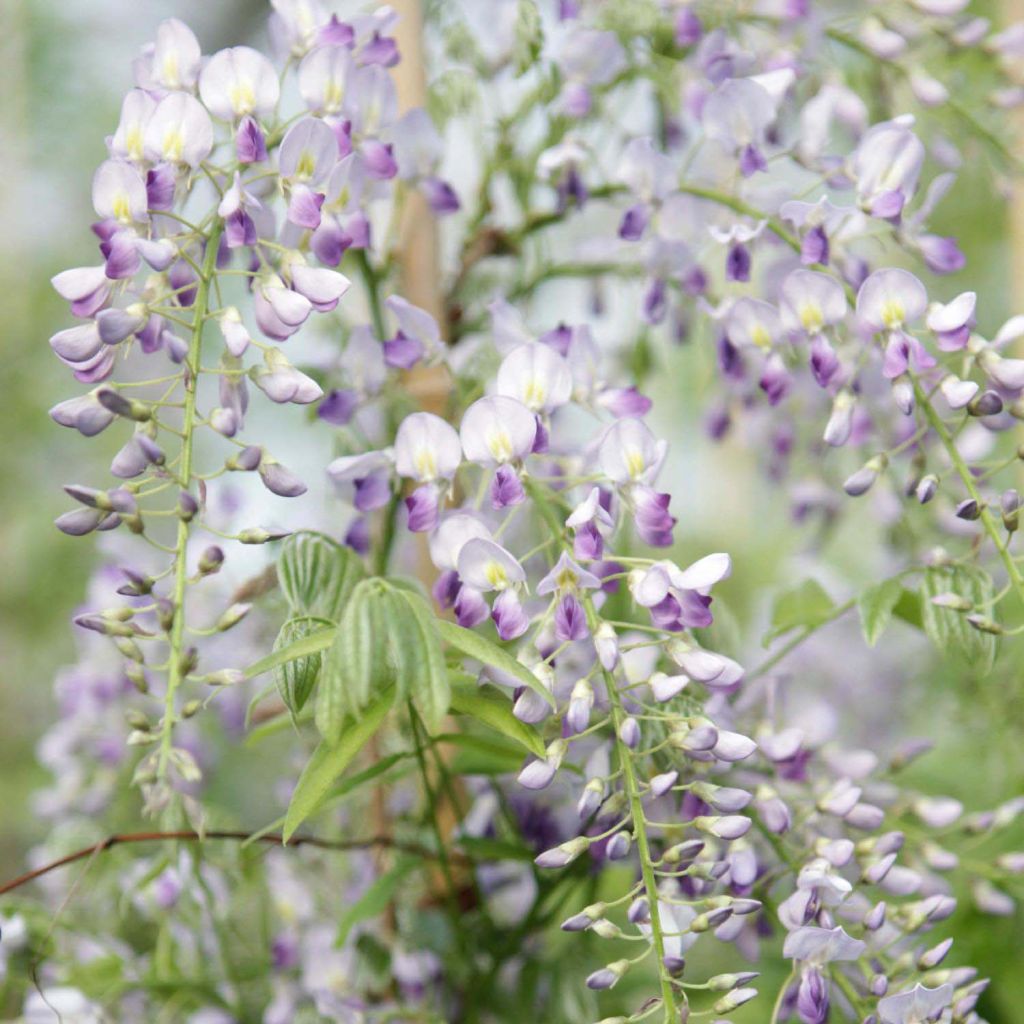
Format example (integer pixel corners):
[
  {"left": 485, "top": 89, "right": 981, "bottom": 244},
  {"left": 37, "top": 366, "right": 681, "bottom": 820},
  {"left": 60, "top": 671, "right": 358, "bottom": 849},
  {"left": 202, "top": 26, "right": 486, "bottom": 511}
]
[{"left": 388, "top": 0, "right": 452, "bottom": 414}]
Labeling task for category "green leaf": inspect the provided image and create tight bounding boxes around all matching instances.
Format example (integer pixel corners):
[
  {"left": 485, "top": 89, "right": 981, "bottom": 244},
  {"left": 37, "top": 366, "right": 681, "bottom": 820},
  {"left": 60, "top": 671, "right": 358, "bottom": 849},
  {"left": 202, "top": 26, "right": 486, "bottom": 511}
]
[
  {"left": 274, "top": 615, "right": 333, "bottom": 714},
  {"left": 892, "top": 587, "right": 923, "bottom": 631},
  {"left": 283, "top": 688, "right": 394, "bottom": 841},
  {"left": 449, "top": 683, "right": 545, "bottom": 757},
  {"left": 439, "top": 732, "right": 525, "bottom": 775},
  {"left": 920, "top": 565, "right": 997, "bottom": 673},
  {"left": 277, "top": 530, "right": 365, "bottom": 622},
  {"left": 512, "top": 0, "right": 543, "bottom": 76},
  {"left": 858, "top": 577, "right": 904, "bottom": 647},
  {"left": 766, "top": 579, "right": 834, "bottom": 643},
  {"left": 456, "top": 836, "right": 535, "bottom": 862},
  {"left": 316, "top": 580, "right": 390, "bottom": 742},
  {"left": 437, "top": 619, "right": 556, "bottom": 708},
  {"left": 335, "top": 858, "right": 417, "bottom": 947},
  {"left": 393, "top": 589, "right": 450, "bottom": 731},
  {"left": 243, "top": 625, "right": 335, "bottom": 680}
]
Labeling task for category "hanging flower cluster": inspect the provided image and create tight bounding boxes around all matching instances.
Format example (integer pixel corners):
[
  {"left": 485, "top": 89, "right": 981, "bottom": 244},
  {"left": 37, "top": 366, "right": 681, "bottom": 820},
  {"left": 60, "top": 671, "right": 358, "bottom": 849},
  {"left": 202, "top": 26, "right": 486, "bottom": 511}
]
[{"left": 11, "top": 1, "right": 1024, "bottom": 1022}]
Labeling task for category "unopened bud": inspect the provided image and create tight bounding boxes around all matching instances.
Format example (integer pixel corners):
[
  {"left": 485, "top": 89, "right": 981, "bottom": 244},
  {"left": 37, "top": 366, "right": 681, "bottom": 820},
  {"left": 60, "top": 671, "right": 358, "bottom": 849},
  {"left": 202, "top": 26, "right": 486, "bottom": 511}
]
[
  {"left": 966, "top": 614, "right": 1003, "bottom": 635},
  {"left": 116, "top": 638, "right": 145, "bottom": 663},
  {"left": 205, "top": 668, "right": 245, "bottom": 687},
  {"left": 126, "top": 664, "right": 148, "bottom": 692},
  {"left": 954, "top": 498, "right": 981, "bottom": 520},
  {"left": 181, "top": 699, "right": 202, "bottom": 718},
  {"left": 96, "top": 387, "right": 151, "bottom": 421},
  {"left": 968, "top": 390, "right": 1003, "bottom": 417},
  {"left": 713, "top": 986, "right": 758, "bottom": 1012},
  {"left": 227, "top": 445, "right": 263, "bottom": 472},
  {"left": 585, "top": 959, "right": 629, "bottom": 991},
  {"left": 199, "top": 545, "right": 225, "bottom": 574},
  {"left": 843, "top": 454, "right": 887, "bottom": 497},
  {"left": 126, "top": 710, "right": 150, "bottom": 730},
  {"left": 590, "top": 918, "right": 622, "bottom": 939},
  {"left": 178, "top": 490, "right": 199, "bottom": 521},
  {"left": 216, "top": 602, "right": 252, "bottom": 632},
  {"left": 1001, "top": 489, "right": 1020, "bottom": 532},
  {"left": 238, "top": 527, "right": 289, "bottom": 544},
  {"left": 178, "top": 646, "right": 199, "bottom": 676},
  {"left": 916, "top": 474, "right": 938, "bottom": 504}
]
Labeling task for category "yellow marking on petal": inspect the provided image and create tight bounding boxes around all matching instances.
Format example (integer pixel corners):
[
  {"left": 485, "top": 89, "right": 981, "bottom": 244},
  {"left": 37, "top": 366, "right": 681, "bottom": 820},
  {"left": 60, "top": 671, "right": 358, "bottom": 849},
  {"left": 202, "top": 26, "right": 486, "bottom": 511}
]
[
  {"left": 625, "top": 447, "right": 646, "bottom": 480},
  {"left": 799, "top": 303, "right": 824, "bottom": 333},
  {"left": 523, "top": 377, "right": 546, "bottom": 410},
  {"left": 881, "top": 299, "right": 905, "bottom": 329},
  {"left": 162, "top": 54, "right": 180, "bottom": 89},
  {"left": 324, "top": 79, "right": 344, "bottom": 113},
  {"left": 162, "top": 128, "right": 184, "bottom": 163},
  {"left": 126, "top": 127, "right": 144, "bottom": 162},
  {"left": 487, "top": 429, "right": 514, "bottom": 463},
  {"left": 230, "top": 80, "right": 256, "bottom": 116},
  {"left": 295, "top": 150, "right": 316, "bottom": 181},
  {"left": 112, "top": 193, "right": 132, "bottom": 223},
  {"left": 751, "top": 324, "right": 772, "bottom": 350},
  {"left": 484, "top": 561, "right": 509, "bottom": 589},
  {"left": 556, "top": 566, "right": 579, "bottom": 590},
  {"left": 414, "top": 448, "right": 437, "bottom": 481}
]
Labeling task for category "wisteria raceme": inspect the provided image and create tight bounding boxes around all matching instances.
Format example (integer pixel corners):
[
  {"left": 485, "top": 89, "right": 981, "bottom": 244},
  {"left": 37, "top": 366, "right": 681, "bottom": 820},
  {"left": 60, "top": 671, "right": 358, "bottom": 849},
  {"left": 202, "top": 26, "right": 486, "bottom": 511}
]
[{"left": 9, "top": 0, "right": 1024, "bottom": 1022}]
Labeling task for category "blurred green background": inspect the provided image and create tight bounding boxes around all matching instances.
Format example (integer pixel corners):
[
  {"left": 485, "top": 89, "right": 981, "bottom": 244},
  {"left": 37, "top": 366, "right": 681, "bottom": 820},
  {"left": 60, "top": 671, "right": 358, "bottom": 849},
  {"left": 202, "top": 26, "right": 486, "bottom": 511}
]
[{"left": 0, "top": 0, "right": 1021, "bottom": 1020}]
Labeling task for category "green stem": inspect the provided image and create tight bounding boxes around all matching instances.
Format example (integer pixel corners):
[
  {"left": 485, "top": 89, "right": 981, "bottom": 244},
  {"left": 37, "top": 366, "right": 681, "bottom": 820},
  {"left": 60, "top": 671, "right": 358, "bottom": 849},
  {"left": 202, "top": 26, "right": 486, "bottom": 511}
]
[
  {"left": 586, "top": 595, "right": 679, "bottom": 1022},
  {"left": 355, "top": 249, "right": 387, "bottom": 340},
  {"left": 912, "top": 375, "right": 1024, "bottom": 606},
  {"left": 157, "top": 220, "right": 222, "bottom": 783}
]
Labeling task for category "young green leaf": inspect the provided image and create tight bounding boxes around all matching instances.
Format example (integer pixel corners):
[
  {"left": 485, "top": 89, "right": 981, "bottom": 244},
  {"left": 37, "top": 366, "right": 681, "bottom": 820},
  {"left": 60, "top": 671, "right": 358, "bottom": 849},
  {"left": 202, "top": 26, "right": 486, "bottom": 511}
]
[
  {"left": 283, "top": 688, "right": 394, "bottom": 841},
  {"left": 316, "top": 580, "right": 392, "bottom": 742},
  {"left": 436, "top": 619, "right": 556, "bottom": 708},
  {"left": 921, "top": 565, "right": 997, "bottom": 673},
  {"left": 765, "top": 579, "right": 834, "bottom": 643},
  {"left": 335, "top": 857, "right": 418, "bottom": 947},
  {"left": 274, "top": 615, "right": 333, "bottom": 714},
  {"left": 857, "top": 577, "right": 904, "bottom": 647},
  {"left": 393, "top": 589, "right": 450, "bottom": 732},
  {"left": 277, "top": 530, "right": 365, "bottom": 622},
  {"left": 243, "top": 625, "right": 336, "bottom": 680},
  {"left": 449, "top": 682, "right": 545, "bottom": 757}
]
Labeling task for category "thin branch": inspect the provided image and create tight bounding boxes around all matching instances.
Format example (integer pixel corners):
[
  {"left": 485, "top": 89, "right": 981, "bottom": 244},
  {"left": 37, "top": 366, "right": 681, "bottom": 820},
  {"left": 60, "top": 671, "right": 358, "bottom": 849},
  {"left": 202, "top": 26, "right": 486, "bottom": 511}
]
[{"left": 0, "top": 830, "right": 468, "bottom": 898}]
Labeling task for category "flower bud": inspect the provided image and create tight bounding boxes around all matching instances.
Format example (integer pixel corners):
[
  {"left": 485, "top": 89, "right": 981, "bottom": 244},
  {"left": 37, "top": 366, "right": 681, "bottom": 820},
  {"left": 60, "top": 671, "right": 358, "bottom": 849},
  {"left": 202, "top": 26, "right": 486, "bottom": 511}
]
[
  {"left": 96, "top": 387, "right": 152, "bottom": 421},
  {"left": 966, "top": 614, "right": 1003, "bottom": 635},
  {"left": 915, "top": 474, "right": 938, "bottom": 504},
  {"left": 593, "top": 622, "right": 619, "bottom": 669},
  {"left": 217, "top": 602, "right": 252, "bottom": 632},
  {"left": 1001, "top": 489, "right": 1020, "bottom": 532},
  {"left": 843, "top": 454, "right": 887, "bottom": 497},
  {"left": 227, "top": 445, "right": 263, "bottom": 472},
  {"left": 178, "top": 490, "right": 199, "bottom": 521},
  {"left": 618, "top": 716, "right": 640, "bottom": 748},
  {"left": 713, "top": 987, "right": 758, "bottom": 1012},
  {"left": 238, "top": 527, "right": 290, "bottom": 544},
  {"left": 535, "top": 835, "right": 590, "bottom": 868},
  {"left": 585, "top": 959, "right": 629, "bottom": 990},
  {"left": 578, "top": 777, "right": 605, "bottom": 819},
  {"left": 605, "top": 832, "right": 631, "bottom": 860},
  {"left": 199, "top": 545, "right": 225, "bottom": 575},
  {"left": 590, "top": 918, "right": 622, "bottom": 939},
  {"left": 918, "top": 937, "right": 953, "bottom": 969},
  {"left": 954, "top": 498, "right": 981, "bottom": 520},
  {"left": 968, "top": 390, "right": 1003, "bottom": 417},
  {"left": 181, "top": 699, "right": 202, "bottom": 718},
  {"left": 205, "top": 668, "right": 245, "bottom": 687}
]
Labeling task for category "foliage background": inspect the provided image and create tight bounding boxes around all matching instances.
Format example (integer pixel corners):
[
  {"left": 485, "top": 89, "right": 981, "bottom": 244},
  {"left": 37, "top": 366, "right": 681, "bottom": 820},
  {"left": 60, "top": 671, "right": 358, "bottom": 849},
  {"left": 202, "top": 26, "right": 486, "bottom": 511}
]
[{"left": 0, "top": 0, "right": 1020, "bottom": 1019}]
